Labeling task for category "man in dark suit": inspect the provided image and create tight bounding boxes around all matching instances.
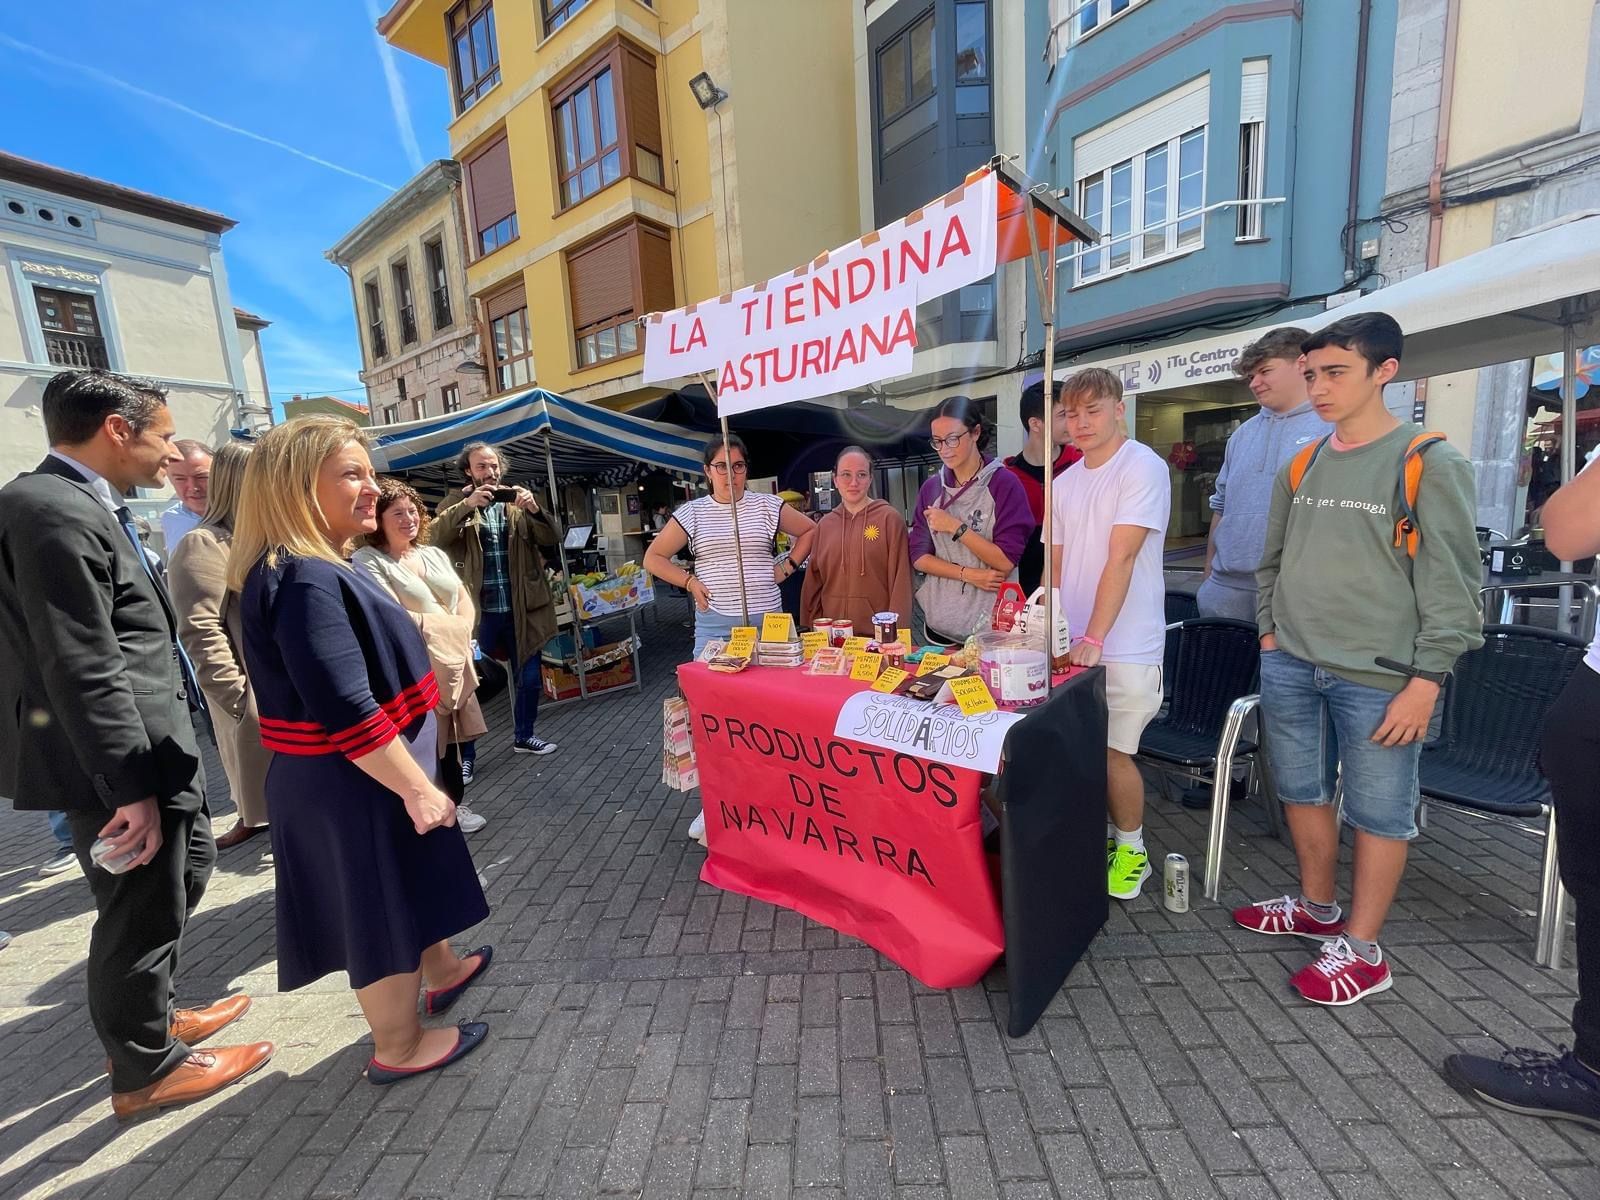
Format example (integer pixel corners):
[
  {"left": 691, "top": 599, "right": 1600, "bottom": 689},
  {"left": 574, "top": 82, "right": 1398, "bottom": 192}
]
[{"left": 0, "top": 369, "right": 273, "bottom": 1121}]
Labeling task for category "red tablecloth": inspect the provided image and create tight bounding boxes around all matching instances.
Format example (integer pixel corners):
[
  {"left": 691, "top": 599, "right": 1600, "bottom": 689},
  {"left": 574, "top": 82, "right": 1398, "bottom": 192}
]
[{"left": 678, "top": 662, "right": 1004, "bottom": 988}]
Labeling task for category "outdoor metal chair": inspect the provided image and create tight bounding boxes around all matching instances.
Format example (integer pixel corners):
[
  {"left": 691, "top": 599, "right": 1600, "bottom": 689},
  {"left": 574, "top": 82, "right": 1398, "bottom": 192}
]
[
  {"left": 1135, "top": 618, "right": 1270, "bottom": 898},
  {"left": 1417, "top": 624, "right": 1588, "bottom": 968}
]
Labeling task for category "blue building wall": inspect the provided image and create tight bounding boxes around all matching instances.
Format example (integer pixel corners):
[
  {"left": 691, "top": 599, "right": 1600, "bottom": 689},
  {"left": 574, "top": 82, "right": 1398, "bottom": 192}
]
[{"left": 1024, "top": 0, "right": 1396, "bottom": 354}]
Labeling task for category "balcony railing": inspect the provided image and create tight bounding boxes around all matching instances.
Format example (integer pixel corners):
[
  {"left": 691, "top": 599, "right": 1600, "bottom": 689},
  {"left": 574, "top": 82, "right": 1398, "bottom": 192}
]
[
  {"left": 44, "top": 330, "right": 110, "bottom": 370},
  {"left": 399, "top": 304, "right": 418, "bottom": 346}
]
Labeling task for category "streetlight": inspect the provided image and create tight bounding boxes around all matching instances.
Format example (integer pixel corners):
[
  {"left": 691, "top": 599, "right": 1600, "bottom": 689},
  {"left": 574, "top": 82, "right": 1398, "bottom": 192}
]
[{"left": 688, "top": 71, "right": 727, "bottom": 110}]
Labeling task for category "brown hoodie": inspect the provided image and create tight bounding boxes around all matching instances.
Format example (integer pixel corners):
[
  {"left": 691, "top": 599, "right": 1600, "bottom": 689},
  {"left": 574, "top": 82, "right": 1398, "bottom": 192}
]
[{"left": 800, "top": 498, "right": 915, "bottom": 634}]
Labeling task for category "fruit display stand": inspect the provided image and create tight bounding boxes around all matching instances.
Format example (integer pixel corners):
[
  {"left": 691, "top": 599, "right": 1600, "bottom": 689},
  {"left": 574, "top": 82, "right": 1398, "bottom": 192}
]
[{"left": 540, "top": 563, "right": 651, "bottom": 708}]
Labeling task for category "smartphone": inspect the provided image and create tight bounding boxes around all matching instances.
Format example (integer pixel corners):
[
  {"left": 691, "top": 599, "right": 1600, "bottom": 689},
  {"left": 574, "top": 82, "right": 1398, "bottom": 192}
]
[
  {"left": 89, "top": 837, "right": 138, "bottom": 875},
  {"left": 490, "top": 488, "right": 518, "bottom": 503}
]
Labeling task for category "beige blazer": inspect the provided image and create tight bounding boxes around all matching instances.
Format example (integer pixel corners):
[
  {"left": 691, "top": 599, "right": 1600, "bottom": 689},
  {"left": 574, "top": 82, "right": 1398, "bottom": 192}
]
[
  {"left": 352, "top": 544, "right": 488, "bottom": 751},
  {"left": 167, "top": 524, "right": 270, "bottom": 827}
]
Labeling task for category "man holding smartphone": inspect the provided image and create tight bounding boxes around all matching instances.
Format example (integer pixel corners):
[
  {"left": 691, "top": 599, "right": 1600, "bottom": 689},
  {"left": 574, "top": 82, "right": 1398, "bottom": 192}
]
[{"left": 430, "top": 441, "right": 563, "bottom": 772}]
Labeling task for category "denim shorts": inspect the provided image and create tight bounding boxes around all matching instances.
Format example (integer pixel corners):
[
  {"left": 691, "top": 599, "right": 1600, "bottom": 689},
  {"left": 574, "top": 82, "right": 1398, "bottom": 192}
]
[
  {"left": 693, "top": 609, "right": 744, "bottom": 657},
  {"left": 1258, "top": 648, "right": 1422, "bottom": 841}
]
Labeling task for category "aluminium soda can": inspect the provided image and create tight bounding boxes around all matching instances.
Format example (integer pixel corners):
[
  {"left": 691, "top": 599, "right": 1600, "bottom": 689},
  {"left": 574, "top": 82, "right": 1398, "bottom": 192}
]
[{"left": 1163, "top": 853, "right": 1190, "bottom": 913}]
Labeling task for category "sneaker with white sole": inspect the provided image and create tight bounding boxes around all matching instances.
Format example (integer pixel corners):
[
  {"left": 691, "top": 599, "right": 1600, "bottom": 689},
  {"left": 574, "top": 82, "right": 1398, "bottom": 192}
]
[
  {"left": 39, "top": 850, "right": 78, "bottom": 877},
  {"left": 1232, "top": 895, "right": 1346, "bottom": 940},
  {"left": 1289, "top": 936, "right": 1392, "bottom": 1006},
  {"left": 456, "top": 805, "right": 487, "bottom": 833},
  {"left": 460, "top": 759, "right": 475, "bottom": 787},
  {"left": 1444, "top": 1046, "right": 1600, "bottom": 1131},
  {"left": 687, "top": 810, "right": 707, "bottom": 846},
  {"left": 1106, "top": 843, "right": 1151, "bottom": 901},
  {"left": 513, "top": 736, "right": 558, "bottom": 756}
]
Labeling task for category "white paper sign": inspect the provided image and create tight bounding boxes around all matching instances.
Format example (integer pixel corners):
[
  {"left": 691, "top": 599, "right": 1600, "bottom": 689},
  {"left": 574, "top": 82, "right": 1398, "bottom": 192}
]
[
  {"left": 642, "top": 171, "right": 999, "bottom": 412},
  {"left": 832, "top": 689, "right": 1022, "bottom": 774}
]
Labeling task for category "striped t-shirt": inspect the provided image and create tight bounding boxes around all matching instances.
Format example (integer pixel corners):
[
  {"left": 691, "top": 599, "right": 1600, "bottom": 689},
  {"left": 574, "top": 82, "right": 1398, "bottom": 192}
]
[{"left": 673, "top": 492, "right": 785, "bottom": 618}]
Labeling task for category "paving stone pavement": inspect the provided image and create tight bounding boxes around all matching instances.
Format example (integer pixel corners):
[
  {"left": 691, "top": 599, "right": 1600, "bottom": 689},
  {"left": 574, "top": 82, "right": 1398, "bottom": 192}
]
[{"left": 1, "top": 592, "right": 1596, "bottom": 1199}]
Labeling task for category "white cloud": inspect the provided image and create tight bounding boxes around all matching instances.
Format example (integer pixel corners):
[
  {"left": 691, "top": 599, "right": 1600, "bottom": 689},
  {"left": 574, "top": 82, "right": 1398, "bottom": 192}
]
[{"left": 365, "top": 0, "right": 425, "bottom": 175}]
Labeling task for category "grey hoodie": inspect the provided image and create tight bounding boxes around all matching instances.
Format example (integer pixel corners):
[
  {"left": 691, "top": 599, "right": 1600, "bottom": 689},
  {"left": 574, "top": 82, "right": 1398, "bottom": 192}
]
[{"left": 1207, "top": 402, "right": 1331, "bottom": 597}]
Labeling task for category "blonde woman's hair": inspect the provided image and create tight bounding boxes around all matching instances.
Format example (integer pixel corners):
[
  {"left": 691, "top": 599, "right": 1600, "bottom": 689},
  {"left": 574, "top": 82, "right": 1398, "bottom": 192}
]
[
  {"left": 201, "top": 439, "right": 253, "bottom": 533},
  {"left": 226, "top": 416, "right": 370, "bottom": 591}
]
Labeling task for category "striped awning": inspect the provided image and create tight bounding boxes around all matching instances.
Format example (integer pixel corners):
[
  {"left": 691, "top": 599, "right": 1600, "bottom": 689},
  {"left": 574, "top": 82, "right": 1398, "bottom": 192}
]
[{"left": 367, "top": 388, "right": 709, "bottom": 493}]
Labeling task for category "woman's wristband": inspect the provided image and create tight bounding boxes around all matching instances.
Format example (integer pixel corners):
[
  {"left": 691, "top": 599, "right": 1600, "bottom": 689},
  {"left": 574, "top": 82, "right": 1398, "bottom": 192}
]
[
  {"left": 1080, "top": 634, "right": 1105, "bottom": 648},
  {"left": 682, "top": 571, "right": 696, "bottom": 589}
]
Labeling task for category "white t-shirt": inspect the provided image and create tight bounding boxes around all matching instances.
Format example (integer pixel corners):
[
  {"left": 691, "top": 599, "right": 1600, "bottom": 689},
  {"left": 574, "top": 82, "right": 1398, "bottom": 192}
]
[
  {"left": 1047, "top": 438, "right": 1171, "bottom": 665},
  {"left": 674, "top": 491, "right": 785, "bottom": 618}
]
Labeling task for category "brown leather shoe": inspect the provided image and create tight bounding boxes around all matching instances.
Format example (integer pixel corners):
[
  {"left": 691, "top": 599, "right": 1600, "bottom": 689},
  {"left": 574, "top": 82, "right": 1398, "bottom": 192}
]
[
  {"left": 172, "top": 994, "right": 251, "bottom": 1046},
  {"left": 215, "top": 823, "right": 265, "bottom": 849},
  {"left": 112, "top": 1042, "right": 275, "bottom": 1121}
]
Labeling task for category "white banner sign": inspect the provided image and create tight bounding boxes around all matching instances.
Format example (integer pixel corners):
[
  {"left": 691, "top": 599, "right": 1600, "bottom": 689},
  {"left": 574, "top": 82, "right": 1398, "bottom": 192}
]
[
  {"left": 833, "top": 689, "right": 1022, "bottom": 775},
  {"left": 643, "top": 171, "right": 999, "bottom": 412}
]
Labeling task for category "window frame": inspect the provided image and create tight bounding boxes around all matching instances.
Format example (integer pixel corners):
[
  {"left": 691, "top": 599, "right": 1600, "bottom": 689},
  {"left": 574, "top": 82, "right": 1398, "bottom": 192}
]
[
  {"left": 363, "top": 276, "right": 388, "bottom": 360},
  {"left": 486, "top": 291, "right": 534, "bottom": 396},
  {"left": 540, "top": 0, "right": 591, "bottom": 37},
  {"left": 876, "top": 7, "right": 938, "bottom": 154},
  {"left": 424, "top": 235, "right": 453, "bottom": 331},
  {"left": 382, "top": 402, "right": 400, "bottom": 425},
  {"left": 1049, "top": 0, "right": 1146, "bottom": 59},
  {"left": 548, "top": 35, "right": 667, "bottom": 212},
  {"left": 447, "top": 0, "right": 501, "bottom": 114},
  {"left": 442, "top": 383, "right": 462, "bottom": 413},
  {"left": 465, "top": 132, "right": 520, "bottom": 259},
  {"left": 32, "top": 284, "right": 110, "bottom": 370},
  {"left": 1074, "top": 125, "right": 1207, "bottom": 285},
  {"left": 564, "top": 217, "right": 672, "bottom": 370},
  {"left": 1236, "top": 119, "right": 1266, "bottom": 241},
  {"left": 391, "top": 255, "right": 419, "bottom": 346}
]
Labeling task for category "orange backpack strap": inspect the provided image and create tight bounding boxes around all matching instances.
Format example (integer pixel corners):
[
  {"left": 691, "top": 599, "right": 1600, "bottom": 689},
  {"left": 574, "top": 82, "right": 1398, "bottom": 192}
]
[
  {"left": 1287, "top": 437, "right": 1329, "bottom": 493},
  {"left": 1393, "top": 432, "right": 1446, "bottom": 556}
]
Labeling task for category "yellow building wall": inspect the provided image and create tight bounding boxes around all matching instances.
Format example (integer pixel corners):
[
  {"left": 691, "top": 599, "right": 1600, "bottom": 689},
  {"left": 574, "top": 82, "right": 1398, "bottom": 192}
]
[
  {"left": 1447, "top": 0, "right": 1594, "bottom": 168},
  {"left": 721, "top": 0, "right": 860, "bottom": 284},
  {"left": 1424, "top": 203, "right": 1501, "bottom": 453}
]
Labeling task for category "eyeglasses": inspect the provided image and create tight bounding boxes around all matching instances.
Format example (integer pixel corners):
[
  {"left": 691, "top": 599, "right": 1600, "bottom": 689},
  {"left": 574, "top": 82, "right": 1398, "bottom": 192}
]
[
  {"left": 928, "top": 430, "right": 972, "bottom": 451},
  {"left": 708, "top": 461, "right": 749, "bottom": 476}
]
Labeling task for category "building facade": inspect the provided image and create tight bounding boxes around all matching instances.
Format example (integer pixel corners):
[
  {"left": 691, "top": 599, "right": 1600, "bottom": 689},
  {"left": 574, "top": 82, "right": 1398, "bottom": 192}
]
[
  {"left": 852, "top": 0, "right": 1030, "bottom": 470},
  {"left": 283, "top": 393, "right": 372, "bottom": 426},
  {"left": 1025, "top": 0, "right": 1395, "bottom": 542},
  {"left": 326, "top": 159, "right": 486, "bottom": 427},
  {"left": 1377, "top": 0, "right": 1600, "bottom": 536},
  {"left": 0, "top": 152, "right": 272, "bottom": 483},
  {"left": 377, "top": 0, "right": 860, "bottom": 415}
]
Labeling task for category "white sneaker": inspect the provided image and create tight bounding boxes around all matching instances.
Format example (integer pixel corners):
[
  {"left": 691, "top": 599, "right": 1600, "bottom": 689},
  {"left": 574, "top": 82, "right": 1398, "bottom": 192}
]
[
  {"left": 456, "top": 805, "right": 487, "bottom": 833},
  {"left": 687, "top": 810, "right": 707, "bottom": 846}
]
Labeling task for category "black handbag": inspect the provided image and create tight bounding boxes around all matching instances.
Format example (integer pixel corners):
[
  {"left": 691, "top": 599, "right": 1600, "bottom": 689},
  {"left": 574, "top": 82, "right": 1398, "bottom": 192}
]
[{"left": 473, "top": 652, "right": 509, "bottom": 704}]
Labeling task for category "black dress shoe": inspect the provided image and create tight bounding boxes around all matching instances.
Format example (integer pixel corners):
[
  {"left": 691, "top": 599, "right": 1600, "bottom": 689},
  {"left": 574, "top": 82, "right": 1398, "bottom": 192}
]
[{"left": 366, "top": 1023, "right": 488, "bottom": 1086}]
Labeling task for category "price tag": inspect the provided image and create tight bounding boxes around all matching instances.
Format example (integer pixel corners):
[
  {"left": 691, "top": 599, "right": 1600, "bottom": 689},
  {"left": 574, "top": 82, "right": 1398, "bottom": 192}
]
[
  {"left": 761, "top": 613, "right": 796, "bottom": 642},
  {"left": 842, "top": 636, "right": 871, "bottom": 655},
  {"left": 896, "top": 629, "right": 913, "bottom": 648},
  {"left": 726, "top": 626, "right": 758, "bottom": 659},
  {"left": 916, "top": 652, "right": 952, "bottom": 676},
  {"left": 799, "top": 631, "right": 827, "bottom": 661},
  {"left": 947, "top": 674, "right": 998, "bottom": 715},
  {"left": 870, "top": 666, "right": 908, "bottom": 693},
  {"left": 850, "top": 652, "right": 884, "bottom": 681}
]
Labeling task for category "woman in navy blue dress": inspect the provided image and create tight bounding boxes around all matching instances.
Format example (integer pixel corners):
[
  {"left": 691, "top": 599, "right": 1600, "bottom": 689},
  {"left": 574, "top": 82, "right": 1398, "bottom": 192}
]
[{"left": 229, "top": 415, "right": 492, "bottom": 1085}]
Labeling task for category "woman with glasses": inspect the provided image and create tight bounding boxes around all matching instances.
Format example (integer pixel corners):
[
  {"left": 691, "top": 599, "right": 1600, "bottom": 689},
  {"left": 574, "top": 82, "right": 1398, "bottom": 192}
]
[
  {"left": 909, "top": 395, "right": 1034, "bottom": 646},
  {"left": 644, "top": 433, "right": 815, "bottom": 843},
  {"left": 801, "top": 445, "right": 913, "bottom": 635}
]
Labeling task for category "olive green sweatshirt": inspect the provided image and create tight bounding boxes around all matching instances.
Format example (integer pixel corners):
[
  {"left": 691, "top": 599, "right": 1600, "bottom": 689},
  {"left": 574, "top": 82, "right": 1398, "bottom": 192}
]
[{"left": 1256, "top": 423, "right": 1484, "bottom": 693}]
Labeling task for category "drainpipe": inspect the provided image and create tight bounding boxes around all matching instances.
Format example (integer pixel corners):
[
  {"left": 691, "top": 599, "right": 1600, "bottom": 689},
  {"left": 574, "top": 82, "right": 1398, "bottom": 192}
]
[
  {"left": 1344, "top": 0, "right": 1372, "bottom": 281},
  {"left": 1414, "top": 0, "right": 1461, "bottom": 417}
]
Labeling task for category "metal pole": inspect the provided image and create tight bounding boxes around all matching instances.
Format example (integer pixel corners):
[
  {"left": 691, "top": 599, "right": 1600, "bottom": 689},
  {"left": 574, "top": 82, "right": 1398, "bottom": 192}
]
[
  {"left": 1557, "top": 306, "right": 1578, "bottom": 630},
  {"left": 1020, "top": 185, "right": 1059, "bottom": 692},
  {"left": 542, "top": 431, "right": 589, "bottom": 700},
  {"left": 698, "top": 371, "right": 751, "bottom": 626}
]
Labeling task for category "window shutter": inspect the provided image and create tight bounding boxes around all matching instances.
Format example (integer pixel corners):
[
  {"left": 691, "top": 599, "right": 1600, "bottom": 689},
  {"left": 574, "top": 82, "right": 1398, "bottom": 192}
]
[
  {"left": 568, "top": 225, "right": 636, "bottom": 331},
  {"left": 1073, "top": 74, "right": 1210, "bottom": 180},
  {"left": 621, "top": 45, "right": 663, "bottom": 159},
  {"left": 1240, "top": 60, "right": 1268, "bottom": 125},
  {"left": 485, "top": 280, "right": 527, "bottom": 321},
  {"left": 466, "top": 134, "right": 516, "bottom": 231},
  {"left": 637, "top": 223, "right": 675, "bottom": 314}
]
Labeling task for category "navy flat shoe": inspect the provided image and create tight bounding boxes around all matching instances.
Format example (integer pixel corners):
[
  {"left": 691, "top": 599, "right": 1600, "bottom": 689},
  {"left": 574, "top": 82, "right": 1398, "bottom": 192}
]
[
  {"left": 423, "top": 945, "right": 493, "bottom": 1016},
  {"left": 366, "top": 1021, "right": 488, "bottom": 1085}
]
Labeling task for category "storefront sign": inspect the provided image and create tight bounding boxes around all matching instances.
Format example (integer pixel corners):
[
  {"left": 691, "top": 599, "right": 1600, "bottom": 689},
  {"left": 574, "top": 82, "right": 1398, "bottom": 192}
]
[
  {"left": 833, "top": 690, "right": 1021, "bottom": 774},
  {"left": 1063, "top": 326, "right": 1266, "bottom": 397},
  {"left": 643, "top": 173, "right": 999, "bottom": 413}
]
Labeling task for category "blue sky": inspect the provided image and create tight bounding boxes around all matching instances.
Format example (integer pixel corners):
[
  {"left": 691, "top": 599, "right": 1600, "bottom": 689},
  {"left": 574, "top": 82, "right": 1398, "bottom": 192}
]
[{"left": 0, "top": 2, "right": 452, "bottom": 412}]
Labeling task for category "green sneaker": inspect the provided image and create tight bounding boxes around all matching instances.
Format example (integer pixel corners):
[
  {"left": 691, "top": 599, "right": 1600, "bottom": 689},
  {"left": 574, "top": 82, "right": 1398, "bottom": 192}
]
[{"left": 1107, "top": 843, "right": 1151, "bottom": 901}]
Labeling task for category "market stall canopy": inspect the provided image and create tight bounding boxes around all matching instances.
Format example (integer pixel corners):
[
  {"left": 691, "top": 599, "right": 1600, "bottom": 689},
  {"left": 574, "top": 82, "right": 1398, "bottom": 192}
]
[
  {"left": 367, "top": 387, "right": 711, "bottom": 495},
  {"left": 1302, "top": 211, "right": 1600, "bottom": 381}
]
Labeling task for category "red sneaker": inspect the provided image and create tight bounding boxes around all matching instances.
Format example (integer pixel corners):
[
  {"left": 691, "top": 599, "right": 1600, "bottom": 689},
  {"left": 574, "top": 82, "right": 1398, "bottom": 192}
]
[
  {"left": 1290, "top": 937, "right": 1392, "bottom": 1006},
  {"left": 1232, "top": 895, "right": 1346, "bottom": 940}
]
